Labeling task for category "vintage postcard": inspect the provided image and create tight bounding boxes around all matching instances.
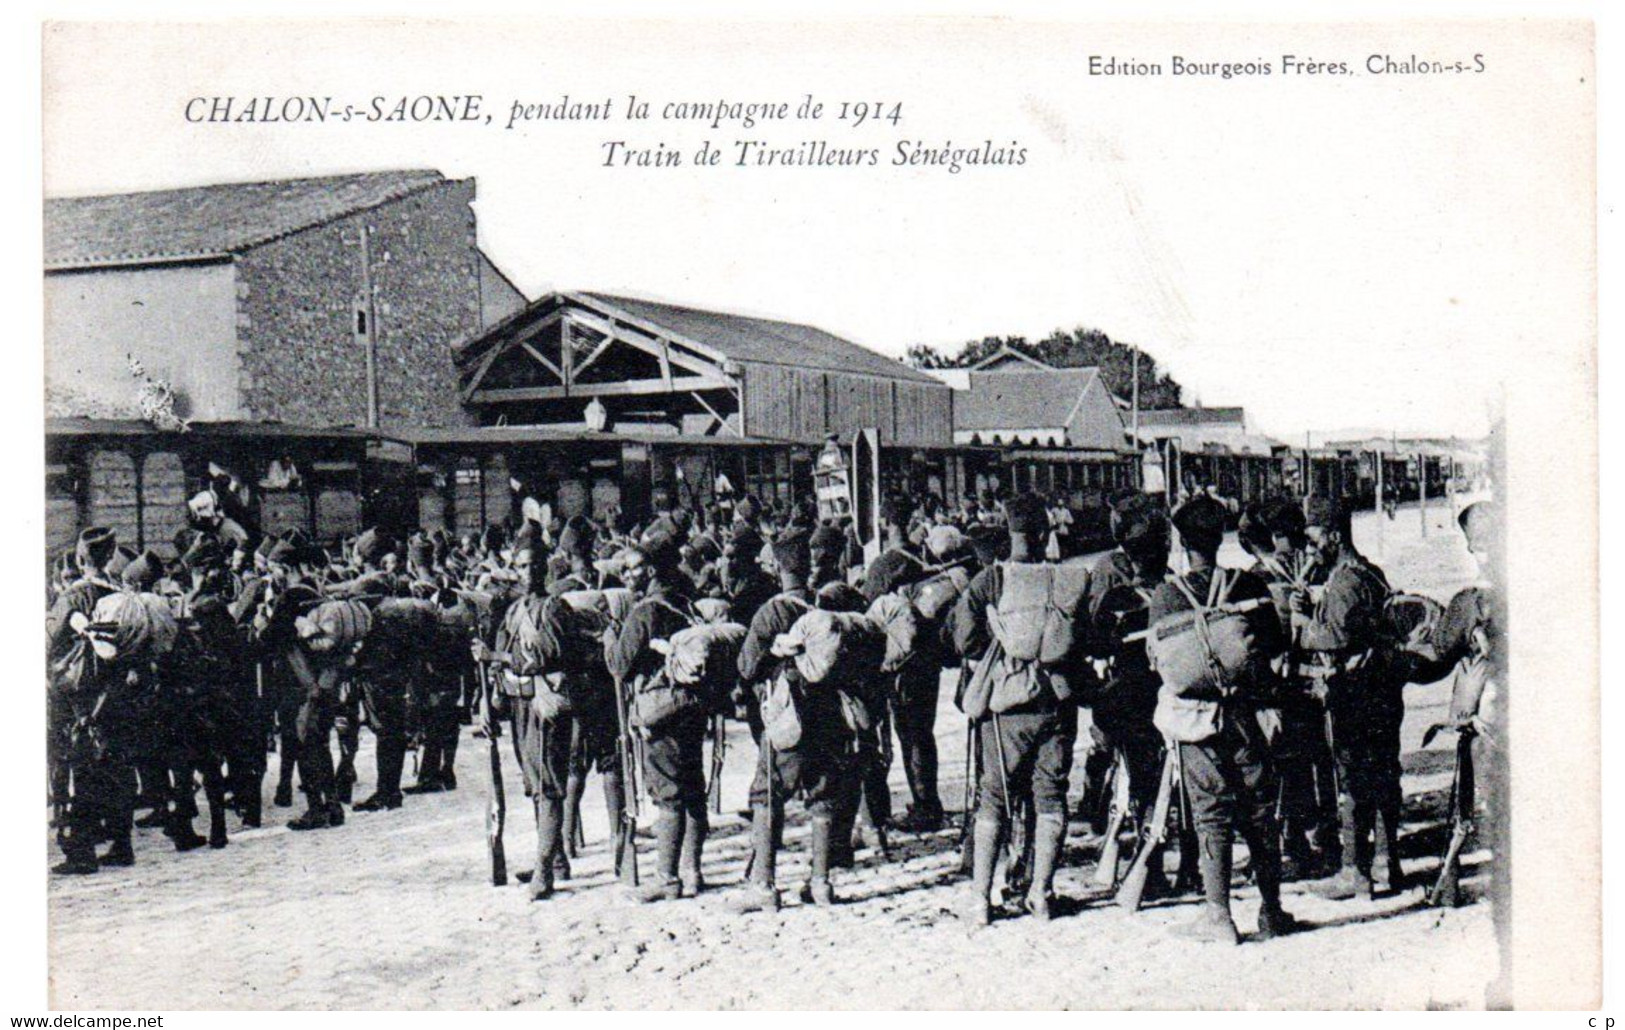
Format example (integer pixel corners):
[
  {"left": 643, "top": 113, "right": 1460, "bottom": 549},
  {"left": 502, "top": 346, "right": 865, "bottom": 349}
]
[{"left": 27, "top": 15, "right": 1597, "bottom": 1013}]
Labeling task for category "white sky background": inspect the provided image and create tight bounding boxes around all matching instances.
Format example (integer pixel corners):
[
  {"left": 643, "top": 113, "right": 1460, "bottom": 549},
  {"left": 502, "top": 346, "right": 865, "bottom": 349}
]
[{"left": 41, "top": 18, "right": 1594, "bottom": 441}]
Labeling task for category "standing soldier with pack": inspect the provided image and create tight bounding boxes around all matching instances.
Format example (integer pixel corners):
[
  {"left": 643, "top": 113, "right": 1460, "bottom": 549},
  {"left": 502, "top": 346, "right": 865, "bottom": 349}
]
[
  {"left": 1145, "top": 496, "right": 1298, "bottom": 943},
  {"left": 1294, "top": 495, "right": 1403, "bottom": 900},
  {"left": 48, "top": 528, "right": 122, "bottom": 873},
  {"left": 474, "top": 536, "right": 591, "bottom": 901},
  {"left": 607, "top": 528, "right": 709, "bottom": 903},
  {"left": 865, "top": 496, "right": 945, "bottom": 833},
  {"left": 948, "top": 494, "right": 1092, "bottom": 926},
  {"left": 731, "top": 529, "right": 856, "bottom": 912},
  {"left": 550, "top": 517, "right": 628, "bottom": 872},
  {"left": 1083, "top": 493, "right": 1173, "bottom": 892}
]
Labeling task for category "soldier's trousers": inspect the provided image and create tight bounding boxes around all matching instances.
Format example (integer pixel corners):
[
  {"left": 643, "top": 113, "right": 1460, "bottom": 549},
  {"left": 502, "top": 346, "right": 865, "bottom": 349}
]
[
  {"left": 60, "top": 695, "right": 139, "bottom": 857},
  {"left": 891, "top": 663, "right": 942, "bottom": 814},
  {"left": 511, "top": 697, "right": 573, "bottom": 800},
  {"left": 641, "top": 709, "right": 708, "bottom": 812},
  {"left": 749, "top": 719, "right": 847, "bottom": 818},
  {"left": 977, "top": 700, "right": 1077, "bottom": 820},
  {"left": 1090, "top": 682, "right": 1163, "bottom": 825},
  {"left": 1274, "top": 691, "right": 1340, "bottom": 851},
  {"left": 296, "top": 689, "right": 339, "bottom": 802},
  {"left": 360, "top": 680, "right": 411, "bottom": 800},
  {"left": 1178, "top": 714, "right": 1283, "bottom": 904},
  {"left": 417, "top": 688, "right": 463, "bottom": 785}
]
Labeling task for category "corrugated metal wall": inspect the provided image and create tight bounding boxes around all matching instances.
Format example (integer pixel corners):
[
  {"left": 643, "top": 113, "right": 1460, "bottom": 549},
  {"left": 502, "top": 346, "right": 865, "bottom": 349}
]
[{"left": 741, "top": 361, "right": 950, "bottom": 446}]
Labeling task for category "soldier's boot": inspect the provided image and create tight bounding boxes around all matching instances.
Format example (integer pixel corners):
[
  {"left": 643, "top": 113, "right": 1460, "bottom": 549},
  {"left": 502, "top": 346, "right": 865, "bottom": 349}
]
[
  {"left": 967, "top": 815, "right": 1003, "bottom": 929},
  {"left": 730, "top": 803, "right": 781, "bottom": 913},
  {"left": 1240, "top": 822, "right": 1299, "bottom": 939},
  {"left": 99, "top": 833, "right": 136, "bottom": 868},
  {"left": 631, "top": 808, "right": 684, "bottom": 903},
  {"left": 680, "top": 803, "right": 708, "bottom": 896},
  {"left": 802, "top": 814, "right": 837, "bottom": 907},
  {"left": 1308, "top": 794, "right": 1371, "bottom": 900},
  {"left": 1024, "top": 812, "right": 1066, "bottom": 921},
  {"left": 288, "top": 789, "right": 334, "bottom": 831},
  {"left": 52, "top": 850, "right": 99, "bottom": 876},
  {"left": 273, "top": 757, "right": 295, "bottom": 808},
  {"left": 1170, "top": 833, "right": 1240, "bottom": 945},
  {"left": 168, "top": 801, "right": 208, "bottom": 852},
  {"left": 406, "top": 740, "right": 443, "bottom": 793},
  {"left": 561, "top": 772, "right": 586, "bottom": 859},
  {"left": 601, "top": 770, "right": 625, "bottom": 847},
  {"left": 240, "top": 772, "right": 264, "bottom": 829},
  {"left": 1375, "top": 800, "right": 1406, "bottom": 894},
  {"left": 355, "top": 738, "right": 406, "bottom": 812},
  {"left": 530, "top": 797, "right": 563, "bottom": 901}
]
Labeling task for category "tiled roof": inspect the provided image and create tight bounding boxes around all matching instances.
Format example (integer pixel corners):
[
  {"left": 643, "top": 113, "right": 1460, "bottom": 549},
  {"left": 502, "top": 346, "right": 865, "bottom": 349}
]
[
  {"left": 45, "top": 170, "right": 452, "bottom": 269},
  {"left": 954, "top": 368, "right": 1100, "bottom": 432},
  {"left": 580, "top": 292, "right": 941, "bottom": 385},
  {"left": 1136, "top": 406, "right": 1245, "bottom": 427}
]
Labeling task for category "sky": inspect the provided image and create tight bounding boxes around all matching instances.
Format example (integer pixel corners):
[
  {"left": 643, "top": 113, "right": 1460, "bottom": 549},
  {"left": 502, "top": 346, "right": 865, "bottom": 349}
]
[{"left": 40, "top": 17, "right": 1595, "bottom": 440}]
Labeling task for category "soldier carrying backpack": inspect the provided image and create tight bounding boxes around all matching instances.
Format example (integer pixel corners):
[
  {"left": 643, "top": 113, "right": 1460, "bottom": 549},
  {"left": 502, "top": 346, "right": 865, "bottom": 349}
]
[
  {"left": 730, "top": 529, "right": 883, "bottom": 912},
  {"left": 948, "top": 493, "right": 1093, "bottom": 926},
  {"left": 1147, "top": 496, "right": 1298, "bottom": 944}
]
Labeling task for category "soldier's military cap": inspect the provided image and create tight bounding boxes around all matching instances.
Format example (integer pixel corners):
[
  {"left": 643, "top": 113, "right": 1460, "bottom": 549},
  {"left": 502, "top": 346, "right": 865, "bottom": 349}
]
[
  {"left": 120, "top": 550, "right": 164, "bottom": 591},
  {"left": 181, "top": 535, "right": 226, "bottom": 571},
  {"left": 354, "top": 527, "right": 393, "bottom": 566},
  {"left": 770, "top": 528, "right": 812, "bottom": 579},
  {"left": 809, "top": 524, "right": 846, "bottom": 558},
  {"left": 75, "top": 526, "right": 117, "bottom": 568},
  {"left": 1110, "top": 492, "right": 1169, "bottom": 547},
  {"left": 264, "top": 538, "right": 300, "bottom": 565},
  {"left": 556, "top": 516, "right": 596, "bottom": 559},
  {"left": 967, "top": 524, "right": 1008, "bottom": 565},
  {"left": 1302, "top": 495, "right": 1350, "bottom": 534},
  {"left": 637, "top": 525, "right": 683, "bottom": 569},
  {"left": 735, "top": 494, "right": 762, "bottom": 524},
  {"left": 1172, "top": 495, "right": 1228, "bottom": 554},
  {"left": 881, "top": 494, "right": 916, "bottom": 528},
  {"left": 1002, "top": 493, "right": 1050, "bottom": 536},
  {"left": 479, "top": 524, "right": 507, "bottom": 554}
]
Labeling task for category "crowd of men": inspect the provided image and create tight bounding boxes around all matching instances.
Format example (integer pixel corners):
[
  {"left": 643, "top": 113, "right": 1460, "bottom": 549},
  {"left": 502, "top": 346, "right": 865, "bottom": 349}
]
[{"left": 45, "top": 475, "right": 1498, "bottom": 943}]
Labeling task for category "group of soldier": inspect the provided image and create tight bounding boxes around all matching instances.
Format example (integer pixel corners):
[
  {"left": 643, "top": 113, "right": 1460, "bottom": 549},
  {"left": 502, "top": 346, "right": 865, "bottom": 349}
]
[{"left": 46, "top": 473, "right": 1498, "bottom": 944}]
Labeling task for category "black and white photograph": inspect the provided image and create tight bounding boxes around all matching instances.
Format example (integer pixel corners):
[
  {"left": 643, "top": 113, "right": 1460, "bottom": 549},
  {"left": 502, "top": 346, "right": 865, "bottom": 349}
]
[{"left": 23, "top": 13, "right": 1599, "bottom": 1013}]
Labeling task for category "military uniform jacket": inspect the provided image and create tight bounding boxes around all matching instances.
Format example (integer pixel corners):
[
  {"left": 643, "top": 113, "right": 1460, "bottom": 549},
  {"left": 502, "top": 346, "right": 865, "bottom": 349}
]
[
  {"left": 1083, "top": 549, "right": 1162, "bottom": 696},
  {"left": 606, "top": 579, "right": 693, "bottom": 687},
  {"left": 948, "top": 561, "right": 1093, "bottom": 704},
  {"left": 1295, "top": 552, "right": 1391, "bottom": 672}
]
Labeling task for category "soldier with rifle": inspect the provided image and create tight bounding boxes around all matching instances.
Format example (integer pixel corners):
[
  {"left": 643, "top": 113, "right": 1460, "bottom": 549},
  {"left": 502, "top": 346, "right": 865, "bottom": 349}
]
[
  {"left": 472, "top": 536, "right": 593, "bottom": 901},
  {"left": 947, "top": 494, "right": 1092, "bottom": 926},
  {"left": 1083, "top": 492, "right": 1173, "bottom": 895},
  {"left": 1238, "top": 499, "right": 1338, "bottom": 878},
  {"left": 730, "top": 529, "right": 850, "bottom": 912},
  {"left": 864, "top": 496, "right": 946, "bottom": 835},
  {"left": 606, "top": 528, "right": 709, "bottom": 903},
  {"left": 1145, "top": 496, "right": 1298, "bottom": 943},
  {"left": 548, "top": 517, "right": 625, "bottom": 869}
]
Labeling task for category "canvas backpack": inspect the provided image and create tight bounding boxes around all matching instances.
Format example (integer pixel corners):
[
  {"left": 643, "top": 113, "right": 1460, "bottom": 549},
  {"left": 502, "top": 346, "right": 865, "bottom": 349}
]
[
  {"left": 1146, "top": 569, "right": 1265, "bottom": 702},
  {"left": 975, "top": 562, "right": 1091, "bottom": 715},
  {"left": 775, "top": 607, "right": 887, "bottom": 690},
  {"left": 89, "top": 590, "right": 179, "bottom": 664},
  {"left": 866, "top": 592, "right": 921, "bottom": 674},
  {"left": 907, "top": 565, "right": 970, "bottom": 623},
  {"left": 657, "top": 620, "right": 747, "bottom": 713}
]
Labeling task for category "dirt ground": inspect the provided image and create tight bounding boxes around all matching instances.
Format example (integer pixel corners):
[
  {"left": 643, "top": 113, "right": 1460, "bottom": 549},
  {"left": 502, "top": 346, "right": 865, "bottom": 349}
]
[{"left": 47, "top": 502, "right": 1497, "bottom": 1010}]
